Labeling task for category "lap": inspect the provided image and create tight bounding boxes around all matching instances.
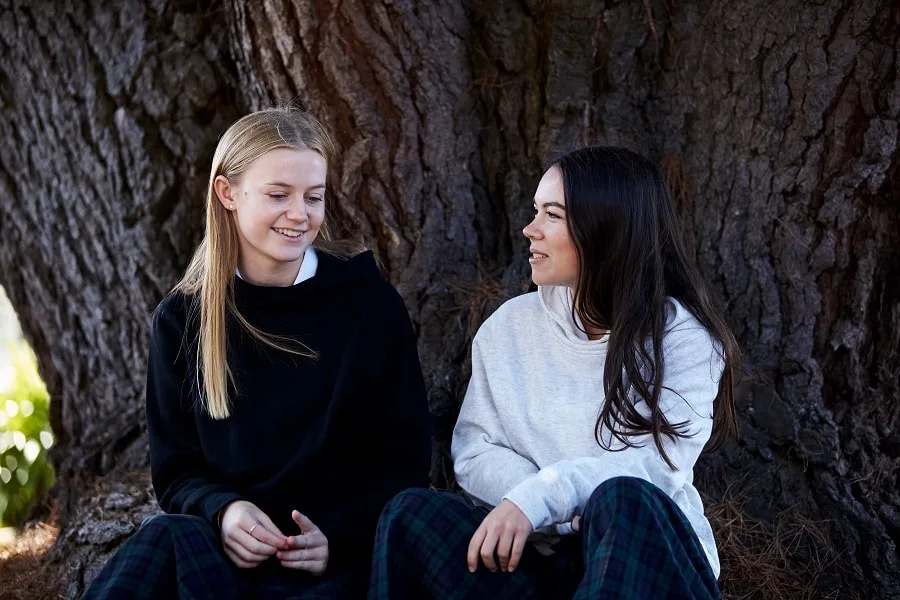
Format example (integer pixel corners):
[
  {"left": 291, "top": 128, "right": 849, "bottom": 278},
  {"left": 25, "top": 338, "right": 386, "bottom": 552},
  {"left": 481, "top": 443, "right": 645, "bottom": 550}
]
[
  {"left": 112, "top": 514, "right": 361, "bottom": 599},
  {"left": 377, "top": 489, "right": 583, "bottom": 599}
]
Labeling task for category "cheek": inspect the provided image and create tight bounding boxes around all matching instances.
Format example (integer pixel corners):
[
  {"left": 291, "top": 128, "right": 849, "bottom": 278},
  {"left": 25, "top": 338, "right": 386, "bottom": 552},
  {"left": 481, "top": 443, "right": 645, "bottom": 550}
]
[
  {"left": 309, "top": 205, "right": 326, "bottom": 227},
  {"left": 560, "top": 234, "right": 579, "bottom": 273}
]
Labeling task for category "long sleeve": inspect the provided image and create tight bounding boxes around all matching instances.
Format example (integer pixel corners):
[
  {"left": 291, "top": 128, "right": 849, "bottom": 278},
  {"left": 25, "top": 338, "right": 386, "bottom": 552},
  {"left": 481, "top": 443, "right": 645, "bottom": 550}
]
[
  {"left": 503, "top": 323, "right": 724, "bottom": 530},
  {"left": 451, "top": 326, "right": 540, "bottom": 507},
  {"left": 317, "top": 284, "right": 432, "bottom": 571},
  {"left": 146, "top": 295, "right": 244, "bottom": 526}
]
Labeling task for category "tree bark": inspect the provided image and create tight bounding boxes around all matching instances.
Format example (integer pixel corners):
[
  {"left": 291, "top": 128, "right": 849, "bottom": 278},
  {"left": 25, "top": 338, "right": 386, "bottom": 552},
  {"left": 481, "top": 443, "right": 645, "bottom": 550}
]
[
  {"left": 0, "top": 0, "right": 245, "bottom": 592},
  {"left": 0, "top": 0, "right": 897, "bottom": 598}
]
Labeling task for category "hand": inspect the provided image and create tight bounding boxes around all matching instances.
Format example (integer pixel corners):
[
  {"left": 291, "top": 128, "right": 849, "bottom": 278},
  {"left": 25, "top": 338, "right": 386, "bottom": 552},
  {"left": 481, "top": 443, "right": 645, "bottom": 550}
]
[
  {"left": 277, "top": 510, "right": 329, "bottom": 575},
  {"left": 572, "top": 514, "right": 582, "bottom": 533},
  {"left": 467, "top": 499, "right": 534, "bottom": 573},
  {"left": 220, "top": 500, "right": 289, "bottom": 568}
]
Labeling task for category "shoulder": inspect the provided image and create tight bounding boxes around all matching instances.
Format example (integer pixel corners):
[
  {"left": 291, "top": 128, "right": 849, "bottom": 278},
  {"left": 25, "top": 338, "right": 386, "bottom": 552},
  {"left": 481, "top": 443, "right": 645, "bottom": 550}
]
[
  {"left": 317, "top": 248, "right": 380, "bottom": 280},
  {"left": 662, "top": 298, "right": 724, "bottom": 375},
  {"left": 333, "top": 251, "right": 414, "bottom": 323},
  {"left": 663, "top": 298, "right": 712, "bottom": 344},
  {"left": 151, "top": 291, "right": 193, "bottom": 337},
  {"left": 367, "top": 278, "right": 413, "bottom": 325},
  {"left": 474, "top": 291, "right": 540, "bottom": 342}
]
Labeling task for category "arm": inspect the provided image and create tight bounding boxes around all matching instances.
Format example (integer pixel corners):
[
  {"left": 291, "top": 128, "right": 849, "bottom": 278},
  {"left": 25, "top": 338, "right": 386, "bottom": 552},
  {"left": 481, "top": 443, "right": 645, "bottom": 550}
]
[
  {"left": 451, "top": 326, "right": 540, "bottom": 507},
  {"left": 503, "top": 324, "right": 724, "bottom": 530},
  {"left": 146, "top": 295, "right": 245, "bottom": 526},
  {"left": 317, "top": 285, "right": 432, "bottom": 571}
]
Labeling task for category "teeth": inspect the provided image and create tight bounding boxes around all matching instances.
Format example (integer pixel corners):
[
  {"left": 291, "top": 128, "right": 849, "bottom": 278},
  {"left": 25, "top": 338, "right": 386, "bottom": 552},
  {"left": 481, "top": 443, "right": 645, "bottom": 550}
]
[
  {"left": 531, "top": 252, "right": 548, "bottom": 258},
  {"left": 274, "top": 228, "right": 304, "bottom": 238}
]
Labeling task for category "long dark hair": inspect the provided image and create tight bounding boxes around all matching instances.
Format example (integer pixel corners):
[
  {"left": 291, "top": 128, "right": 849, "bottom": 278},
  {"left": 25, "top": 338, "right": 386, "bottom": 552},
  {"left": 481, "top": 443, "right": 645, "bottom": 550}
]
[{"left": 555, "top": 146, "right": 740, "bottom": 468}]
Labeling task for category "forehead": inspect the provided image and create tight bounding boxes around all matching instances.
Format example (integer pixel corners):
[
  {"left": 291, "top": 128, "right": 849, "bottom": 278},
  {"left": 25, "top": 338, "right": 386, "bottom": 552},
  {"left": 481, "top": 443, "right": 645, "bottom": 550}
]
[
  {"left": 244, "top": 147, "right": 327, "bottom": 184},
  {"left": 534, "top": 166, "right": 564, "bottom": 204}
]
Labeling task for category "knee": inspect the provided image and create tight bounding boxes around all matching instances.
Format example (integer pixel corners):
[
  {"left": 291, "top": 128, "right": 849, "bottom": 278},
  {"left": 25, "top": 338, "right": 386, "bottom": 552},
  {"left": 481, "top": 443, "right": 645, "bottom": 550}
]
[
  {"left": 583, "top": 476, "right": 663, "bottom": 520},
  {"left": 380, "top": 488, "right": 435, "bottom": 528},
  {"left": 138, "top": 514, "right": 209, "bottom": 541}
]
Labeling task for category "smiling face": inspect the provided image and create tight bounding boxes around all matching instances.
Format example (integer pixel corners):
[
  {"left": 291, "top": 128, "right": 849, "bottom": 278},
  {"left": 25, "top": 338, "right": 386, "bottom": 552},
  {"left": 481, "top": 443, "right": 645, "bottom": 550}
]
[
  {"left": 522, "top": 165, "right": 579, "bottom": 288},
  {"left": 214, "top": 147, "right": 327, "bottom": 286}
]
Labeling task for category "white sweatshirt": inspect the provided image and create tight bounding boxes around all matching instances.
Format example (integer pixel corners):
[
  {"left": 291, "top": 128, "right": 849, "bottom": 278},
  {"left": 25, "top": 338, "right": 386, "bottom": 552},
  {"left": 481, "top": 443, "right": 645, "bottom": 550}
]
[{"left": 451, "top": 285, "right": 724, "bottom": 577}]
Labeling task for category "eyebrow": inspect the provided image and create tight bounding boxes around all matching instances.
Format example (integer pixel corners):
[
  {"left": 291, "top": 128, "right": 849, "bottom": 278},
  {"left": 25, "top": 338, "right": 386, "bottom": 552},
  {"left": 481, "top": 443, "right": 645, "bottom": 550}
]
[
  {"left": 533, "top": 200, "right": 567, "bottom": 210},
  {"left": 264, "top": 181, "right": 326, "bottom": 189}
]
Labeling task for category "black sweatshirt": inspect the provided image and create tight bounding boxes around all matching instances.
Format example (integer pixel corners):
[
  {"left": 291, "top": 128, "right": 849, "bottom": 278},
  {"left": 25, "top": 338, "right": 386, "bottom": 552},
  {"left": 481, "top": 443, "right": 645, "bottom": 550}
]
[{"left": 145, "top": 250, "right": 432, "bottom": 572}]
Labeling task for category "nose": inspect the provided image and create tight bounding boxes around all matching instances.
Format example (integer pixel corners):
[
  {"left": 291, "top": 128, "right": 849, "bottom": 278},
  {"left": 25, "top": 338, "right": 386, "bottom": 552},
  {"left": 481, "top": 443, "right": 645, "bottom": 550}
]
[
  {"left": 285, "top": 196, "right": 308, "bottom": 223},
  {"left": 523, "top": 216, "right": 541, "bottom": 240}
]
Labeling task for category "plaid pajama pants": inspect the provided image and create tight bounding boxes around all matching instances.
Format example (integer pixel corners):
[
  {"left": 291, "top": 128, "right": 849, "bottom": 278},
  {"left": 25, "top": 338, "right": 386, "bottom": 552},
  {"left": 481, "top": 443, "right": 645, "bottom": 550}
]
[
  {"left": 81, "top": 514, "right": 364, "bottom": 599},
  {"left": 369, "top": 476, "right": 721, "bottom": 600}
]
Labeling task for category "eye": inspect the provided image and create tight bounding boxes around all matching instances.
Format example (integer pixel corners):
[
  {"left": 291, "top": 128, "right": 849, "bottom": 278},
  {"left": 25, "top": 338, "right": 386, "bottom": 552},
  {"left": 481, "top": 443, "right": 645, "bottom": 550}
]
[
  {"left": 306, "top": 195, "right": 324, "bottom": 203},
  {"left": 268, "top": 193, "right": 287, "bottom": 201},
  {"left": 547, "top": 212, "right": 561, "bottom": 220}
]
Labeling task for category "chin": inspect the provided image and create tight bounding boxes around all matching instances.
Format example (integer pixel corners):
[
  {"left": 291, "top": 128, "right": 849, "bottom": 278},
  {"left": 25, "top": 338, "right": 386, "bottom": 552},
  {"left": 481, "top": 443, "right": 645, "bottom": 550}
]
[{"left": 269, "top": 250, "right": 306, "bottom": 264}]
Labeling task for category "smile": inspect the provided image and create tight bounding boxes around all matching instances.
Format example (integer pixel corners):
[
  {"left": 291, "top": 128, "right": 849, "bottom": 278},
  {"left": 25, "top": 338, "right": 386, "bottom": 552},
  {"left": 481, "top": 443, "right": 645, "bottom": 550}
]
[
  {"left": 273, "top": 228, "right": 306, "bottom": 238},
  {"left": 529, "top": 251, "right": 548, "bottom": 263}
]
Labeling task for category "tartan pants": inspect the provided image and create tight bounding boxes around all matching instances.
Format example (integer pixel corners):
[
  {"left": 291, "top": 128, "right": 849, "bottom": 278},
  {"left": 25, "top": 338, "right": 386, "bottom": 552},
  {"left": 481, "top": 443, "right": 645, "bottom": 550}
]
[
  {"left": 368, "top": 476, "right": 721, "bottom": 600},
  {"left": 81, "top": 514, "right": 364, "bottom": 599}
]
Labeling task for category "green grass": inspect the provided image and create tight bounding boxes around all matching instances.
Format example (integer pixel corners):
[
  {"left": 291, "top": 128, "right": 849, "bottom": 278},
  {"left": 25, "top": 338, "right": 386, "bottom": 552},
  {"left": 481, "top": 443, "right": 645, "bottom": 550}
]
[{"left": 0, "top": 341, "right": 55, "bottom": 529}]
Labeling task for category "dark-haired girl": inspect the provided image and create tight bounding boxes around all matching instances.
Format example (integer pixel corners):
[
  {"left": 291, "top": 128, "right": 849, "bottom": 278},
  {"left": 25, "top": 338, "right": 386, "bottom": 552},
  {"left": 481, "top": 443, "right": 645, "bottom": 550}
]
[{"left": 369, "top": 147, "right": 739, "bottom": 600}]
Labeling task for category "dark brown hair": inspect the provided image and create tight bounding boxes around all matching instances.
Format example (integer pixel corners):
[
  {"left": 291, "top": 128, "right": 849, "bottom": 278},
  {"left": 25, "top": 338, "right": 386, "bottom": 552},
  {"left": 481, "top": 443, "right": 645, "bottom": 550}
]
[{"left": 554, "top": 146, "right": 740, "bottom": 468}]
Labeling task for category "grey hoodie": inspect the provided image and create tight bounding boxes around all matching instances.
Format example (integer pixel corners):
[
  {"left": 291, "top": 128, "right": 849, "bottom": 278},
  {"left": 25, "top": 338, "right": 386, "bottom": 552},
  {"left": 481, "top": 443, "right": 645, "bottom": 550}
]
[{"left": 451, "top": 285, "right": 723, "bottom": 577}]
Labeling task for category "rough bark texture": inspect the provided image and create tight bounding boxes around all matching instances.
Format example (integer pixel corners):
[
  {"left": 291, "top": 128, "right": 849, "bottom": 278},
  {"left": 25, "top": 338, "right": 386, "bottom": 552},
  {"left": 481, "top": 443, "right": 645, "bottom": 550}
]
[
  {"left": 0, "top": 0, "right": 244, "bottom": 592},
  {"left": 0, "top": 0, "right": 897, "bottom": 598},
  {"left": 0, "top": 0, "right": 243, "bottom": 474}
]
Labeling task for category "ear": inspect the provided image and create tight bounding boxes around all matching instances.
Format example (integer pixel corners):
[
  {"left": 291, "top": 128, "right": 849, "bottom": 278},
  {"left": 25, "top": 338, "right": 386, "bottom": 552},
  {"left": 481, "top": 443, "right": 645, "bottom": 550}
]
[{"left": 214, "top": 175, "right": 236, "bottom": 211}]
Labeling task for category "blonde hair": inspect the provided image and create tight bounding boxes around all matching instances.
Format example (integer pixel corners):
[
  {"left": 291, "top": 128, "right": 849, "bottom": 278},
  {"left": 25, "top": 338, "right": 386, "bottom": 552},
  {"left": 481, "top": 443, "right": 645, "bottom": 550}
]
[{"left": 175, "top": 107, "right": 351, "bottom": 419}]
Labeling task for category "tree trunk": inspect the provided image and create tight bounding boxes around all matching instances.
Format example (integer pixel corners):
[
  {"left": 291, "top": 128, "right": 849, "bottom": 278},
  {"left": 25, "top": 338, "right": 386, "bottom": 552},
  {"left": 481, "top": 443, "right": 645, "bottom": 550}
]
[
  {"left": 0, "top": 0, "right": 897, "bottom": 598},
  {"left": 0, "top": 0, "right": 246, "bottom": 592}
]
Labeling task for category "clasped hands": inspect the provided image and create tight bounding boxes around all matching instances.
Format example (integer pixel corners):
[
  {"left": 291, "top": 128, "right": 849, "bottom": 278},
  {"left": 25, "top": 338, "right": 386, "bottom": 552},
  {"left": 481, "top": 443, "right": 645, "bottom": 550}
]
[{"left": 220, "top": 500, "right": 328, "bottom": 574}]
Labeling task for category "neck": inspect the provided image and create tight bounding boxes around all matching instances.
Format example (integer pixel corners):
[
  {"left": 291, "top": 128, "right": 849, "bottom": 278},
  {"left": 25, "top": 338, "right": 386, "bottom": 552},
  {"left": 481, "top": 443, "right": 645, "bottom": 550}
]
[
  {"left": 584, "top": 324, "right": 608, "bottom": 340},
  {"left": 567, "top": 287, "right": 608, "bottom": 340},
  {"left": 238, "top": 254, "right": 303, "bottom": 287}
]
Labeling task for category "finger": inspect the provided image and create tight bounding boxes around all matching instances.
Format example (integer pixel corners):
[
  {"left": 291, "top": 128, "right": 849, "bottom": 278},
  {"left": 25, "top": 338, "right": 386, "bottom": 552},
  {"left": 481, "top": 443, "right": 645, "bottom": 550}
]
[
  {"left": 227, "top": 538, "right": 271, "bottom": 563},
  {"left": 292, "top": 510, "right": 321, "bottom": 534},
  {"left": 250, "top": 514, "right": 290, "bottom": 549},
  {"left": 280, "top": 559, "right": 327, "bottom": 574},
  {"left": 479, "top": 527, "right": 500, "bottom": 572},
  {"left": 467, "top": 525, "right": 487, "bottom": 573},
  {"left": 277, "top": 545, "right": 328, "bottom": 562},
  {"left": 496, "top": 529, "right": 515, "bottom": 572},
  {"left": 507, "top": 532, "right": 528, "bottom": 573},
  {"left": 223, "top": 545, "right": 258, "bottom": 569},
  {"left": 234, "top": 529, "right": 279, "bottom": 556},
  {"left": 572, "top": 515, "right": 582, "bottom": 533},
  {"left": 286, "top": 532, "right": 327, "bottom": 549}
]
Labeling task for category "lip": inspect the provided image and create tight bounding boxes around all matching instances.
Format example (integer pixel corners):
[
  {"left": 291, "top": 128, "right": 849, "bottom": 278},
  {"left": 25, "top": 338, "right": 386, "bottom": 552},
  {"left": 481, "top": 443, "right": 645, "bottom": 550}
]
[
  {"left": 273, "top": 227, "right": 307, "bottom": 242},
  {"left": 529, "top": 247, "right": 548, "bottom": 264}
]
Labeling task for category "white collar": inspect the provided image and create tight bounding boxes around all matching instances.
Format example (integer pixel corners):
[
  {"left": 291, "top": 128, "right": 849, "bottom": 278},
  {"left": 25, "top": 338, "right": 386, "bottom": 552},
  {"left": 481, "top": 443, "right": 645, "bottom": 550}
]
[{"left": 236, "top": 247, "right": 319, "bottom": 285}]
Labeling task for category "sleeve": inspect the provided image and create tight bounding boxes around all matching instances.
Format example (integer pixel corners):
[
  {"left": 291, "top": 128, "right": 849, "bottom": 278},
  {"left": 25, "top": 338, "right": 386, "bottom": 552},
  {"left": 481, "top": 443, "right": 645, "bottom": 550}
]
[
  {"left": 450, "top": 325, "right": 540, "bottom": 507},
  {"left": 146, "top": 296, "right": 245, "bottom": 526},
  {"left": 503, "top": 323, "right": 724, "bottom": 531},
  {"left": 319, "top": 284, "right": 432, "bottom": 571}
]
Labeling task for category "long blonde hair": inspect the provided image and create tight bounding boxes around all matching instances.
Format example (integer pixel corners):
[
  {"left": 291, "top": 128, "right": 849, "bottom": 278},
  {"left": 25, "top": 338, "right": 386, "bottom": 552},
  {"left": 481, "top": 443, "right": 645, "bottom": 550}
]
[{"left": 175, "top": 107, "right": 346, "bottom": 419}]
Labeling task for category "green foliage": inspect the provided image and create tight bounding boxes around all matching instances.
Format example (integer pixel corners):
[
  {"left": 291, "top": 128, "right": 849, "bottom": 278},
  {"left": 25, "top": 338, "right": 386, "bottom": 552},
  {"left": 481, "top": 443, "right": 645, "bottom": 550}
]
[{"left": 0, "top": 341, "right": 55, "bottom": 528}]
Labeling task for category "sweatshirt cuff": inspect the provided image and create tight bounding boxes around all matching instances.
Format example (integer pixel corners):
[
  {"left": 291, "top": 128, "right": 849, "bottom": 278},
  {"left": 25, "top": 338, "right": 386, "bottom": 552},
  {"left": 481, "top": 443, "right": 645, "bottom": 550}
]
[
  {"left": 503, "top": 470, "right": 562, "bottom": 531},
  {"left": 200, "top": 491, "right": 246, "bottom": 529}
]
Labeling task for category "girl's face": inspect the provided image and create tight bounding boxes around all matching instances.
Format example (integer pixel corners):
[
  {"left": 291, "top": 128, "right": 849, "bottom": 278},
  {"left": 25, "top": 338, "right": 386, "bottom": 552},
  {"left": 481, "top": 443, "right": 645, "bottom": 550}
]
[
  {"left": 523, "top": 166, "right": 579, "bottom": 288},
  {"left": 215, "top": 148, "right": 326, "bottom": 284}
]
